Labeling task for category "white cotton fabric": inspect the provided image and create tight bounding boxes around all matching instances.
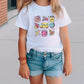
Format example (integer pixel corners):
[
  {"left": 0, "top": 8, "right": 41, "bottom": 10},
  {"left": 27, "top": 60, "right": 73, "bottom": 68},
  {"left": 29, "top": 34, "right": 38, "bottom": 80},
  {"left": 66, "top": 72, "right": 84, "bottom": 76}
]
[{"left": 15, "top": 1, "right": 72, "bottom": 53}]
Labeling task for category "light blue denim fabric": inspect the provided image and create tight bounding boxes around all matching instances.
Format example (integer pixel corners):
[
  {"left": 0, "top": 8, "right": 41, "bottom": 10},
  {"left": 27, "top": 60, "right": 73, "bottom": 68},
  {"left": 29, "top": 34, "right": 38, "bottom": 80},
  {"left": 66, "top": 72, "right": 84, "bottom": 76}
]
[{"left": 26, "top": 48, "right": 64, "bottom": 78}]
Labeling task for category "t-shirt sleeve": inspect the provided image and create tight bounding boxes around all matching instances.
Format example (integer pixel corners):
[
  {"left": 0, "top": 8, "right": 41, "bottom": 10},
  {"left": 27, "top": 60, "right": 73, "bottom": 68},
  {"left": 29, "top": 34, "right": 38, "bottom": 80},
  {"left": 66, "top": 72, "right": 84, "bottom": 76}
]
[
  {"left": 59, "top": 4, "right": 72, "bottom": 28},
  {"left": 15, "top": 6, "right": 29, "bottom": 30}
]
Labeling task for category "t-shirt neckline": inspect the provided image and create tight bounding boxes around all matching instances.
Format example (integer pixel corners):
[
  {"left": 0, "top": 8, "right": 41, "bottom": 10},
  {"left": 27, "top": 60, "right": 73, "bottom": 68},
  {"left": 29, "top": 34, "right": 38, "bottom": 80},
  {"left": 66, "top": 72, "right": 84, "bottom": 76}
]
[{"left": 33, "top": 1, "right": 51, "bottom": 8}]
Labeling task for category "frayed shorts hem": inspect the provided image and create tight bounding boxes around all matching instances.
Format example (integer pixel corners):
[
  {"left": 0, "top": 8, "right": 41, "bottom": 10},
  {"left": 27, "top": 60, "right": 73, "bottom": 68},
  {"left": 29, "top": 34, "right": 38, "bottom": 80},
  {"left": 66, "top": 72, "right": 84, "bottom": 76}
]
[
  {"left": 29, "top": 70, "right": 43, "bottom": 76},
  {"left": 44, "top": 71, "right": 64, "bottom": 78}
]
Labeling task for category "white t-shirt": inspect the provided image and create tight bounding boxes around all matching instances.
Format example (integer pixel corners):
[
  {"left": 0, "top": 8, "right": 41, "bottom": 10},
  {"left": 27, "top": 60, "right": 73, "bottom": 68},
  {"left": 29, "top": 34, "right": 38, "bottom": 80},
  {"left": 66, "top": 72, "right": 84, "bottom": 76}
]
[{"left": 15, "top": 1, "right": 72, "bottom": 53}]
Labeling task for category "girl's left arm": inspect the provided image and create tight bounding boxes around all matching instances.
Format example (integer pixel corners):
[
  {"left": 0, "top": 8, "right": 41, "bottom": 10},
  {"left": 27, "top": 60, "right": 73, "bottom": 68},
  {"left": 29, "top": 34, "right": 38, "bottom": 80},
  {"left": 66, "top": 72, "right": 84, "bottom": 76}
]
[{"left": 60, "top": 25, "right": 72, "bottom": 76}]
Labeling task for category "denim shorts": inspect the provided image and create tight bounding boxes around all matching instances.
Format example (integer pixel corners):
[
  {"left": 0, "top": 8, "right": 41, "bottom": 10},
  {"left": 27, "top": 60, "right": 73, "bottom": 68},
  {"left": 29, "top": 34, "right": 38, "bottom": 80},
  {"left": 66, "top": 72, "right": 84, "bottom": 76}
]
[{"left": 26, "top": 48, "right": 64, "bottom": 78}]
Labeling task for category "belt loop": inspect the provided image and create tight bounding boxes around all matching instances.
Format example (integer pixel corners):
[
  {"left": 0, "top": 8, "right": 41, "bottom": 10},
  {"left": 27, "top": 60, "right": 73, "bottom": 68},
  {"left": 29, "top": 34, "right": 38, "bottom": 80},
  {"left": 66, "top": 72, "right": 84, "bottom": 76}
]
[
  {"left": 50, "top": 52, "right": 54, "bottom": 58},
  {"left": 50, "top": 52, "right": 52, "bottom": 58},
  {"left": 52, "top": 52, "right": 54, "bottom": 57},
  {"left": 30, "top": 49, "right": 33, "bottom": 57},
  {"left": 36, "top": 51, "right": 37, "bottom": 57}
]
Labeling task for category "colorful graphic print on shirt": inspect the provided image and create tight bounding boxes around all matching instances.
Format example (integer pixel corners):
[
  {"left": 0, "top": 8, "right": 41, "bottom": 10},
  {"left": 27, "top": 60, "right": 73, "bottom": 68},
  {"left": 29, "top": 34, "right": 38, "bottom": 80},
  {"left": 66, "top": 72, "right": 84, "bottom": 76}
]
[{"left": 34, "top": 16, "right": 55, "bottom": 37}]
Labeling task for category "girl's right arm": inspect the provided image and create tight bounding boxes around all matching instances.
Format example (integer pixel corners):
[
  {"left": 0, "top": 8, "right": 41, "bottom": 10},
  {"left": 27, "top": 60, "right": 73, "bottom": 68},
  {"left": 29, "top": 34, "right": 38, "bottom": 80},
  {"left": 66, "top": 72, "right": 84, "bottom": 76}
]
[
  {"left": 18, "top": 28, "right": 27, "bottom": 65},
  {"left": 18, "top": 28, "right": 30, "bottom": 80},
  {"left": 15, "top": 6, "right": 30, "bottom": 79}
]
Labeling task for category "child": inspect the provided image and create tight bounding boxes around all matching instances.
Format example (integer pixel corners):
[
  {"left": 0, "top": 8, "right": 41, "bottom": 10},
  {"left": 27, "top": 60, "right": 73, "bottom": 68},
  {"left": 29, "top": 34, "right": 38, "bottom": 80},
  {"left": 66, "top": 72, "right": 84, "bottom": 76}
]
[{"left": 15, "top": 0, "right": 72, "bottom": 84}]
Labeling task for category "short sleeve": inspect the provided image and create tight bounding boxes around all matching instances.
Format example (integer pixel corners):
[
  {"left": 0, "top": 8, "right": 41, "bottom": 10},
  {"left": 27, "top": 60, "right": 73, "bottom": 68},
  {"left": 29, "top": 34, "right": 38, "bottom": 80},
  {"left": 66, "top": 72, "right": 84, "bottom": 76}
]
[
  {"left": 59, "top": 4, "right": 72, "bottom": 28},
  {"left": 15, "top": 6, "right": 29, "bottom": 30}
]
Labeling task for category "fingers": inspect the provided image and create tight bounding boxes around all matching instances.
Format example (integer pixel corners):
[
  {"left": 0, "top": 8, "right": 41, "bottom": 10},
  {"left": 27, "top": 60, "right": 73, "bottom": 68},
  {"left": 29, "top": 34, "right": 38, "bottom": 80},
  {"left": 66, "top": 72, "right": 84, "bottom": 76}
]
[
  {"left": 21, "top": 74, "right": 28, "bottom": 79},
  {"left": 22, "top": 74, "right": 26, "bottom": 78},
  {"left": 19, "top": 72, "right": 30, "bottom": 80},
  {"left": 25, "top": 73, "right": 29, "bottom": 80},
  {"left": 63, "top": 69, "right": 65, "bottom": 73},
  {"left": 63, "top": 69, "right": 71, "bottom": 76},
  {"left": 19, "top": 65, "right": 30, "bottom": 80},
  {"left": 65, "top": 71, "right": 71, "bottom": 76},
  {"left": 65, "top": 72, "right": 68, "bottom": 76}
]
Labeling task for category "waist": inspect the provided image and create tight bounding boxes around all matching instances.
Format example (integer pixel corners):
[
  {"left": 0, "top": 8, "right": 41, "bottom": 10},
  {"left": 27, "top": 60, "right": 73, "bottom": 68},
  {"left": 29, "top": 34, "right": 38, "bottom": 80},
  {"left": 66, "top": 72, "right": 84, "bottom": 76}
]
[{"left": 27, "top": 48, "right": 63, "bottom": 57}]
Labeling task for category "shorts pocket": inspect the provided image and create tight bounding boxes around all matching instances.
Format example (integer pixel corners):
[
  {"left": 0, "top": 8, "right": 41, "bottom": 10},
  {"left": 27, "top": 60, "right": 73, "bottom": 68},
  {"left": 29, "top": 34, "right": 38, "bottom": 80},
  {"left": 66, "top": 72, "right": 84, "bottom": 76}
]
[
  {"left": 52, "top": 52, "right": 63, "bottom": 62},
  {"left": 26, "top": 53, "right": 33, "bottom": 61}
]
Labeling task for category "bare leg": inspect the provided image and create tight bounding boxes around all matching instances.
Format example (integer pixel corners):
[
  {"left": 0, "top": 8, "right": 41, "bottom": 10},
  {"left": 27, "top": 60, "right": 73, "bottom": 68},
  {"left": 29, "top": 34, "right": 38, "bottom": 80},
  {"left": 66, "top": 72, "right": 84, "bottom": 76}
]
[
  {"left": 45, "top": 75, "right": 62, "bottom": 84},
  {"left": 29, "top": 73, "right": 44, "bottom": 84}
]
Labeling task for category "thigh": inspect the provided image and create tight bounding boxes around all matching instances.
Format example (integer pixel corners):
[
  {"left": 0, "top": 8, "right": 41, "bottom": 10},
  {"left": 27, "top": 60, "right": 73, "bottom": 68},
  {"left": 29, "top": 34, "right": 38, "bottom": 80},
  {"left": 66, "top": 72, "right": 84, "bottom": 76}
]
[
  {"left": 29, "top": 73, "right": 44, "bottom": 84},
  {"left": 45, "top": 75, "right": 62, "bottom": 84}
]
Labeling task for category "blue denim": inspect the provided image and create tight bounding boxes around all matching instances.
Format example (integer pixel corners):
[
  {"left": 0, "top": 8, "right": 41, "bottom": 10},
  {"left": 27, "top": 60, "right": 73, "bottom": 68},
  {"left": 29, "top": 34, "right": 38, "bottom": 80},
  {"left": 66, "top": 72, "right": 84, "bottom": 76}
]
[{"left": 26, "top": 48, "right": 64, "bottom": 78}]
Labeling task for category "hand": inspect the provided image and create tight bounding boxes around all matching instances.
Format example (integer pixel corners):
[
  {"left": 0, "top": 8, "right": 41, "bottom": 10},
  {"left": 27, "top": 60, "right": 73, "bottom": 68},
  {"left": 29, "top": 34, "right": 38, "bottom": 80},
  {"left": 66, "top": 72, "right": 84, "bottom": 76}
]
[
  {"left": 19, "top": 63, "right": 30, "bottom": 80},
  {"left": 63, "top": 61, "right": 72, "bottom": 76}
]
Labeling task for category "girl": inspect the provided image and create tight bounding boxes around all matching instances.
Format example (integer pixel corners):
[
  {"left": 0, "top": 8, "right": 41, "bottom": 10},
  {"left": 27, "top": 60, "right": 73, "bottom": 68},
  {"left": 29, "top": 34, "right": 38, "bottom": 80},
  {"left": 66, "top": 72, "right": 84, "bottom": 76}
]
[{"left": 15, "top": 0, "right": 72, "bottom": 84}]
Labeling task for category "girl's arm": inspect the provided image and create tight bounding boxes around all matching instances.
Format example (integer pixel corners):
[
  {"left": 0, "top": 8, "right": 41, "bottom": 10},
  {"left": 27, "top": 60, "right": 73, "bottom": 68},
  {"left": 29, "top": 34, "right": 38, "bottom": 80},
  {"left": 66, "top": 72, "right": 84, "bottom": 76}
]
[
  {"left": 60, "top": 25, "right": 72, "bottom": 76},
  {"left": 60, "top": 25, "right": 71, "bottom": 62},
  {"left": 18, "top": 28, "right": 30, "bottom": 80},
  {"left": 18, "top": 28, "right": 28, "bottom": 65}
]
